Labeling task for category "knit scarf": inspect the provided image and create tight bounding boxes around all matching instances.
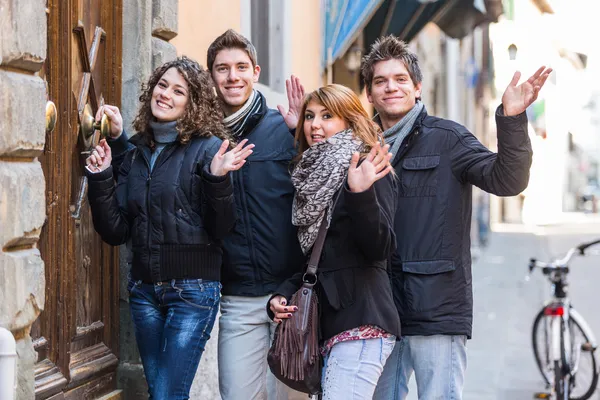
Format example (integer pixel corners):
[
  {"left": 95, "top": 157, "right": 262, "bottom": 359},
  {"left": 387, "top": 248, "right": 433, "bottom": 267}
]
[
  {"left": 223, "top": 89, "right": 264, "bottom": 138},
  {"left": 382, "top": 100, "right": 424, "bottom": 163},
  {"left": 292, "top": 129, "right": 364, "bottom": 254}
]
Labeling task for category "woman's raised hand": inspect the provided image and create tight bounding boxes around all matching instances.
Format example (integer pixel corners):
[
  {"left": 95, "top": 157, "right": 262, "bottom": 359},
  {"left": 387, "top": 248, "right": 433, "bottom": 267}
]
[
  {"left": 85, "top": 139, "right": 112, "bottom": 173},
  {"left": 269, "top": 295, "right": 297, "bottom": 324},
  {"left": 209, "top": 139, "right": 255, "bottom": 176},
  {"left": 96, "top": 105, "right": 124, "bottom": 138},
  {"left": 347, "top": 143, "right": 393, "bottom": 193}
]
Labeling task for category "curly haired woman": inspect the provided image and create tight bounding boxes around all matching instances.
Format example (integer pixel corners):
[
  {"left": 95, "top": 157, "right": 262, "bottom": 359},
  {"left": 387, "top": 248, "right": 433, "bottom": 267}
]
[{"left": 84, "top": 56, "right": 253, "bottom": 399}]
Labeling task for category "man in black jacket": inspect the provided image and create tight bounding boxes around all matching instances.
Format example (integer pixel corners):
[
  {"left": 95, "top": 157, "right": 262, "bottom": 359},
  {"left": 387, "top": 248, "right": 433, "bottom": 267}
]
[
  {"left": 366, "top": 36, "right": 552, "bottom": 399},
  {"left": 207, "top": 30, "right": 304, "bottom": 400}
]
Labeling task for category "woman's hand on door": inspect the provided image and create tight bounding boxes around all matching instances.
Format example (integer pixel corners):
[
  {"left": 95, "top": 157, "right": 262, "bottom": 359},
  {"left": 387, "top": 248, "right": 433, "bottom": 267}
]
[
  {"left": 85, "top": 139, "right": 112, "bottom": 173},
  {"left": 96, "top": 105, "right": 123, "bottom": 138}
]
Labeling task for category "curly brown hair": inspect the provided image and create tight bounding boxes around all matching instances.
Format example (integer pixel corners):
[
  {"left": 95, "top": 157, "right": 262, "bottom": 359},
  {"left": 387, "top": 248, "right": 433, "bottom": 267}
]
[{"left": 132, "top": 56, "right": 230, "bottom": 146}]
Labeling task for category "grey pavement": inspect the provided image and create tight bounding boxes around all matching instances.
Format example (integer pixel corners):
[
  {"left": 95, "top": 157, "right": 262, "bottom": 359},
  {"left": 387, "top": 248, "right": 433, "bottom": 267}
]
[{"left": 405, "top": 217, "right": 600, "bottom": 400}]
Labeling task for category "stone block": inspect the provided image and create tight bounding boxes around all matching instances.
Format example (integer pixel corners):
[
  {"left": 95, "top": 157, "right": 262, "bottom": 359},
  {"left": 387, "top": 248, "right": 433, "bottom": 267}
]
[
  {"left": 122, "top": 0, "right": 152, "bottom": 133},
  {"left": 152, "top": 0, "right": 178, "bottom": 41},
  {"left": 0, "top": 71, "right": 46, "bottom": 157},
  {"left": 151, "top": 38, "right": 176, "bottom": 70},
  {"left": 15, "top": 334, "right": 36, "bottom": 400},
  {"left": 0, "top": 0, "right": 46, "bottom": 71},
  {"left": 0, "top": 249, "right": 45, "bottom": 331},
  {"left": 0, "top": 161, "right": 46, "bottom": 248},
  {"left": 190, "top": 311, "right": 220, "bottom": 399},
  {"left": 117, "top": 362, "right": 148, "bottom": 399}
]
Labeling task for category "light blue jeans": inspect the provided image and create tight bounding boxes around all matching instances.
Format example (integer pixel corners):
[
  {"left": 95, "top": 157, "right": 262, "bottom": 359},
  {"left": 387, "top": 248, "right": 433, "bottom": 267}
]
[
  {"left": 322, "top": 336, "right": 396, "bottom": 399},
  {"left": 373, "top": 335, "right": 467, "bottom": 400},
  {"left": 218, "top": 295, "right": 300, "bottom": 400}
]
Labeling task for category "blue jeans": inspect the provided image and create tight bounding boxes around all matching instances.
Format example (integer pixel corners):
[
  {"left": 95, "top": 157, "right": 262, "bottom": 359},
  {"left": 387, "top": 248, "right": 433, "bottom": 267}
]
[
  {"left": 373, "top": 335, "right": 467, "bottom": 400},
  {"left": 321, "top": 337, "right": 396, "bottom": 399},
  {"left": 128, "top": 278, "right": 220, "bottom": 400}
]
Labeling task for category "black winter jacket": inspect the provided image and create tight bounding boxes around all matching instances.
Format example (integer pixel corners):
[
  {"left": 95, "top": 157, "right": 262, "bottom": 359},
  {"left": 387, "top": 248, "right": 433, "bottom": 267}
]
[
  {"left": 221, "top": 99, "right": 305, "bottom": 296},
  {"left": 271, "top": 175, "right": 402, "bottom": 341},
  {"left": 389, "top": 105, "right": 532, "bottom": 338},
  {"left": 86, "top": 132, "right": 236, "bottom": 283}
]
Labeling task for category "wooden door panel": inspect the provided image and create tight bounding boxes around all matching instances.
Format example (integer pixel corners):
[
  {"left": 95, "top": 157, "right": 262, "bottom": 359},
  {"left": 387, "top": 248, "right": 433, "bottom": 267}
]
[{"left": 34, "top": 1, "right": 122, "bottom": 398}]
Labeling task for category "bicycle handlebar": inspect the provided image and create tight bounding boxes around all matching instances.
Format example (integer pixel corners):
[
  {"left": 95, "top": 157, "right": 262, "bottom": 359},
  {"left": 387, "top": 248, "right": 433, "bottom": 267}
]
[
  {"left": 577, "top": 239, "right": 600, "bottom": 253},
  {"left": 529, "top": 238, "right": 600, "bottom": 272}
]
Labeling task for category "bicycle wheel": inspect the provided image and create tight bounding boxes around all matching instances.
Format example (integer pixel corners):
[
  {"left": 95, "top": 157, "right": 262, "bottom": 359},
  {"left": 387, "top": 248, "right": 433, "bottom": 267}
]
[
  {"left": 532, "top": 309, "right": 599, "bottom": 400},
  {"left": 532, "top": 309, "right": 552, "bottom": 385},
  {"left": 566, "top": 314, "right": 598, "bottom": 400}
]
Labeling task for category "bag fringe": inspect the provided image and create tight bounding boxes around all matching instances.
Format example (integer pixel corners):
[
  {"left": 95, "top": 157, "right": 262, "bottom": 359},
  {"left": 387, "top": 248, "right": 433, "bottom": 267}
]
[{"left": 274, "top": 289, "right": 319, "bottom": 381}]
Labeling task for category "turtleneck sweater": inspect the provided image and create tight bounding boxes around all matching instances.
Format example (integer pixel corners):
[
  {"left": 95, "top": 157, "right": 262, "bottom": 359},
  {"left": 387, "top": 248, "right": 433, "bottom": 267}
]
[{"left": 149, "top": 120, "right": 179, "bottom": 171}]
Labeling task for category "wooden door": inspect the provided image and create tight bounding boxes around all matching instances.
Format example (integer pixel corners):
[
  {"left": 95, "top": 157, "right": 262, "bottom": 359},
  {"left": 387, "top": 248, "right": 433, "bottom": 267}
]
[{"left": 33, "top": 1, "right": 123, "bottom": 398}]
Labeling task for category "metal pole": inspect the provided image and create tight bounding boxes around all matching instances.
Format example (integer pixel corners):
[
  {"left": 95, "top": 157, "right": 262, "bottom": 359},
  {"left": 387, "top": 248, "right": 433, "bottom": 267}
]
[{"left": 0, "top": 327, "right": 16, "bottom": 400}]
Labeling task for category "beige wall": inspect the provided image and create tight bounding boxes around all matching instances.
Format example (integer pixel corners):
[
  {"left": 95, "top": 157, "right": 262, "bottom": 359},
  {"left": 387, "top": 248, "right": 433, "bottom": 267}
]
[
  {"left": 172, "top": 0, "right": 324, "bottom": 93},
  {"left": 290, "top": 0, "right": 324, "bottom": 92},
  {"left": 171, "top": 0, "right": 242, "bottom": 68}
]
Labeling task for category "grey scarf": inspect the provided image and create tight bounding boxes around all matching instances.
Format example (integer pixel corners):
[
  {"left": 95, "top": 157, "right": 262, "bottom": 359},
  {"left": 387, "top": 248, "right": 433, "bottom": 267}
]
[
  {"left": 382, "top": 100, "right": 424, "bottom": 163},
  {"left": 291, "top": 129, "right": 364, "bottom": 254}
]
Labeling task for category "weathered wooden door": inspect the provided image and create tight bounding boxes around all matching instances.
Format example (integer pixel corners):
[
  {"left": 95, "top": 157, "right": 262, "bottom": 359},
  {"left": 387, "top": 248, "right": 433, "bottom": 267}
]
[{"left": 32, "top": 1, "right": 123, "bottom": 398}]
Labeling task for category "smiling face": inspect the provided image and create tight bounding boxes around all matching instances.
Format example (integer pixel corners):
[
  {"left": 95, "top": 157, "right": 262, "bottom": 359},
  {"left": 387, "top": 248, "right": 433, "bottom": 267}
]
[
  {"left": 303, "top": 100, "right": 349, "bottom": 147},
  {"left": 367, "top": 59, "right": 422, "bottom": 129},
  {"left": 211, "top": 48, "right": 260, "bottom": 116},
  {"left": 150, "top": 67, "right": 189, "bottom": 122}
]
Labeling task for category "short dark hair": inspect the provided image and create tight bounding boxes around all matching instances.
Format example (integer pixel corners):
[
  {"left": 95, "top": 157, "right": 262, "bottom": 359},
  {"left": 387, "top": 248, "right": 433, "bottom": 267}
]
[
  {"left": 207, "top": 29, "right": 258, "bottom": 71},
  {"left": 361, "top": 35, "right": 423, "bottom": 93}
]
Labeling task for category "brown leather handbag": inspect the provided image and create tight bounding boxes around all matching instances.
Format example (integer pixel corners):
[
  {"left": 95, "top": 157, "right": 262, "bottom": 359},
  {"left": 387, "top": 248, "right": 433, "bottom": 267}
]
[{"left": 267, "top": 218, "right": 329, "bottom": 395}]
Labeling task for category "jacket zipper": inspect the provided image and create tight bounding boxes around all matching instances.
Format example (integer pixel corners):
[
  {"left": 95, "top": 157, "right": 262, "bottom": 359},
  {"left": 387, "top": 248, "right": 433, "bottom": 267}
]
[{"left": 141, "top": 145, "right": 172, "bottom": 282}]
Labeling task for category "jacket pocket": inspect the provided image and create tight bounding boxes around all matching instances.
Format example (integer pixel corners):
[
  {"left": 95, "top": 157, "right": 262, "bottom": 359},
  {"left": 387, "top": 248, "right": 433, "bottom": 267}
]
[
  {"left": 319, "top": 268, "right": 356, "bottom": 310},
  {"left": 401, "top": 260, "right": 455, "bottom": 313},
  {"left": 401, "top": 155, "right": 440, "bottom": 197}
]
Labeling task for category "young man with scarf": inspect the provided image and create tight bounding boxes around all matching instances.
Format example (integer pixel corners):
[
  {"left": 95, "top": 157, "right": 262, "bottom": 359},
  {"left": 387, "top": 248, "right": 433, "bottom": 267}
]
[
  {"left": 362, "top": 36, "right": 552, "bottom": 399},
  {"left": 207, "top": 30, "right": 304, "bottom": 400}
]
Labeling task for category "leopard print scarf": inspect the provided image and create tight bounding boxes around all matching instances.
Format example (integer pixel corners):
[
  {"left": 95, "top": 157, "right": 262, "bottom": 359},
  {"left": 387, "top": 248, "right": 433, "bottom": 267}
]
[{"left": 292, "top": 129, "right": 364, "bottom": 255}]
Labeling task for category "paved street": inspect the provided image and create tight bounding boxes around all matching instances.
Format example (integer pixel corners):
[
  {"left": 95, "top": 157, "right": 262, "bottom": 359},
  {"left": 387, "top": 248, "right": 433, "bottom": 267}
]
[{"left": 404, "top": 216, "right": 600, "bottom": 400}]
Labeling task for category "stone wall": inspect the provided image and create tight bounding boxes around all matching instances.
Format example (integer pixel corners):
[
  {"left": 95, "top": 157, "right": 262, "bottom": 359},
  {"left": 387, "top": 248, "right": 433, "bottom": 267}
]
[{"left": 0, "top": 1, "right": 48, "bottom": 399}]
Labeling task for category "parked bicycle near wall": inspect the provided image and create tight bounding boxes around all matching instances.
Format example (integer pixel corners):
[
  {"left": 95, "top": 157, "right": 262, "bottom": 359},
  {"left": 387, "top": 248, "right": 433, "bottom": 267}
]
[{"left": 528, "top": 239, "right": 600, "bottom": 400}]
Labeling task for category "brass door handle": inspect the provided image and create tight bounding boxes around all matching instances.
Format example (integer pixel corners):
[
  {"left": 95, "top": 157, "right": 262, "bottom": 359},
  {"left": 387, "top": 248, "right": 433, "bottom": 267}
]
[
  {"left": 80, "top": 103, "right": 111, "bottom": 147},
  {"left": 46, "top": 101, "right": 57, "bottom": 132}
]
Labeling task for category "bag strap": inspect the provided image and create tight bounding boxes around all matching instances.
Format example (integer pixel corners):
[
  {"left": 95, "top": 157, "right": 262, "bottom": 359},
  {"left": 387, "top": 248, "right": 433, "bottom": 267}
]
[{"left": 304, "top": 188, "right": 343, "bottom": 278}]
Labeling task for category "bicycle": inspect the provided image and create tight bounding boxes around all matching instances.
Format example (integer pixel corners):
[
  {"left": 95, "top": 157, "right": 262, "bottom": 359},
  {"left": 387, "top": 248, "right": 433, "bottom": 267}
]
[{"left": 528, "top": 239, "right": 600, "bottom": 400}]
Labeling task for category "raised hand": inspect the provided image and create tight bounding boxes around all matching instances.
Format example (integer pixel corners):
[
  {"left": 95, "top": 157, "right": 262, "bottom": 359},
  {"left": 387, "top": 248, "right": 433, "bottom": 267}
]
[
  {"left": 85, "top": 139, "right": 112, "bottom": 173},
  {"left": 96, "top": 104, "right": 124, "bottom": 138},
  {"left": 502, "top": 66, "right": 552, "bottom": 116},
  {"left": 277, "top": 75, "right": 305, "bottom": 130},
  {"left": 209, "top": 139, "right": 255, "bottom": 177},
  {"left": 347, "top": 143, "right": 393, "bottom": 193}
]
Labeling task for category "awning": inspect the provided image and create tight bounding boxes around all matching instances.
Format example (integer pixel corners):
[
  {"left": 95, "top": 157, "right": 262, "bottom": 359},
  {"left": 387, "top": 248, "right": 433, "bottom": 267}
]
[
  {"left": 323, "top": 0, "right": 385, "bottom": 68},
  {"left": 364, "top": 0, "right": 502, "bottom": 46},
  {"left": 324, "top": 0, "right": 503, "bottom": 68}
]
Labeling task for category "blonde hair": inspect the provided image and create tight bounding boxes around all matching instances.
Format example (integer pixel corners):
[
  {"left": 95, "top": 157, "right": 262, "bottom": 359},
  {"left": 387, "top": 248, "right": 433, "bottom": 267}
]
[{"left": 295, "top": 84, "right": 382, "bottom": 157}]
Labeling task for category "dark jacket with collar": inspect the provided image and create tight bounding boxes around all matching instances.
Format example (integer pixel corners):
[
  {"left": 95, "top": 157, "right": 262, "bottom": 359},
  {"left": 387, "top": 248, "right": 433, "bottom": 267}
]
[
  {"left": 221, "top": 94, "right": 305, "bottom": 296},
  {"left": 271, "top": 175, "right": 402, "bottom": 341},
  {"left": 86, "top": 132, "right": 236, "bottom": 283},
  {"left": 389, "top": 105, "right": 532, "bottom": 338}
]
